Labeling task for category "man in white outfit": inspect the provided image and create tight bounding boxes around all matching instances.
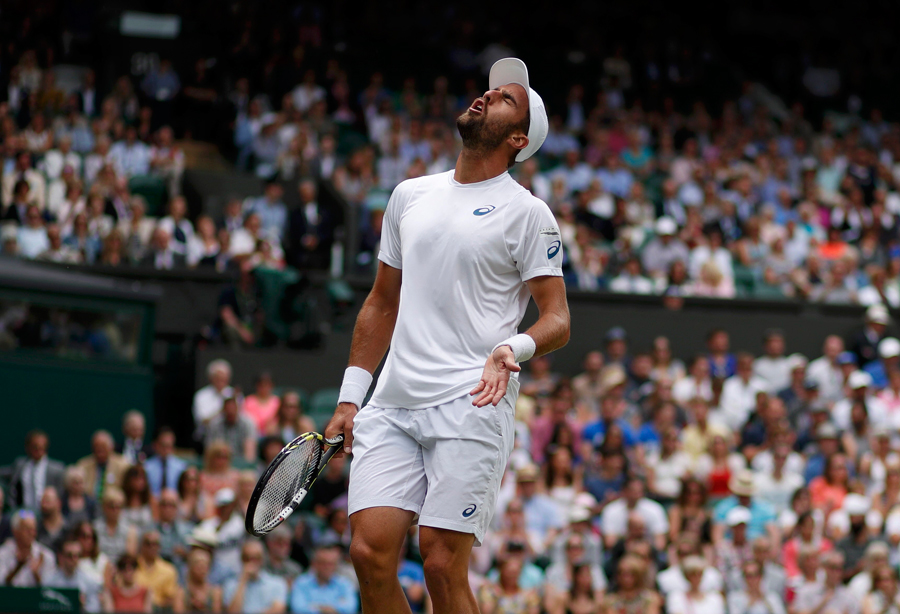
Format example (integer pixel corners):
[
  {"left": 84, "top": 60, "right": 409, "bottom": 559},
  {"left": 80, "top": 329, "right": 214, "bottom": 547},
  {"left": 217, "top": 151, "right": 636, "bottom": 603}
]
[{"left": 324, "top": 58, "right": 570, "bottom": 614}]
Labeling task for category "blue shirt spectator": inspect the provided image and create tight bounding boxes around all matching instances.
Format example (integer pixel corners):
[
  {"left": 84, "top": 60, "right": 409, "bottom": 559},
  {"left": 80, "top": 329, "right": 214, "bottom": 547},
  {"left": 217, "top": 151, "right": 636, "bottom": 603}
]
[
  {"left": 399, "top": 559, "right": 426, "bottom": 612},
  {"left": 244, "top": 183, "right": 289, "bottom": 240},
  {"left": 712, "top": 474, "right": 777, "bottom": 542},
  {"left": 290, "top": 547, "right": 357, "bottom": 614},
  {"left": 143, "top": 428, "right": 187, "bottom": 496},
  {"left": 223, "top": 542, "right": 288, "bottom": 614}
]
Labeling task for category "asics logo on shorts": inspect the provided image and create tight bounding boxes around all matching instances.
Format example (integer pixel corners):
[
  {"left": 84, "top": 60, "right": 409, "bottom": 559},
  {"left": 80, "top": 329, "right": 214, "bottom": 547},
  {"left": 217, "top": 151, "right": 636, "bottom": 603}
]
[
  {"left": 547, "top": 240, "right": 561, "bottom": 259},
  {"left": 462, "top": 504, "right": 477, "bottom": 518},
  {"left": 473, "top": 206, "right": 496, "bottom": 216}
]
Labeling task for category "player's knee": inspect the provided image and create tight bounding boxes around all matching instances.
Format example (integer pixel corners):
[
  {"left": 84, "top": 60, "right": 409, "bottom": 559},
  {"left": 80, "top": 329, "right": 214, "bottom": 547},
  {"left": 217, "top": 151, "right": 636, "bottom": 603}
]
[
  {"left": 349, "top": 538, "right": 392, "bottom": 576},
  {"left": 422, "top": 551, "right": 466, "bottom": 587}
]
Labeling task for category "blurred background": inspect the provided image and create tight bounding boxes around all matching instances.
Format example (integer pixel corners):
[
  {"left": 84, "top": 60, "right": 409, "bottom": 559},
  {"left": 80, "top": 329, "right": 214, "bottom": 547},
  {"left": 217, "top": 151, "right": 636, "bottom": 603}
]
[{"left": 2, "top": 1, "right": 900, "bottom": 612}]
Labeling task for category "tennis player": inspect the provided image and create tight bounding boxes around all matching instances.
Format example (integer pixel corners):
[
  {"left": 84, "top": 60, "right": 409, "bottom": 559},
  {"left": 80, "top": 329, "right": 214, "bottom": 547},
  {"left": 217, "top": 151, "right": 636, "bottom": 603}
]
[{"left": 325, "top": 57, "right": 570, "bottom": 613}]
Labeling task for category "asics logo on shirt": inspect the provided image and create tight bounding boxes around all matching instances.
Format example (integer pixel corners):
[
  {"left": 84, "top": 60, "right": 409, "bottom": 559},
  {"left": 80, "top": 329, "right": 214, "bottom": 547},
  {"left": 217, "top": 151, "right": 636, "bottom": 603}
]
[
  {"left": 473, "top": 206, "right": 496, "bottom": 216},
  {"left": 547, "top": 240, "right": 561, "bottom": 259},
  {"left": 462, "top": 504, "right": 477, "bottom": 518}
]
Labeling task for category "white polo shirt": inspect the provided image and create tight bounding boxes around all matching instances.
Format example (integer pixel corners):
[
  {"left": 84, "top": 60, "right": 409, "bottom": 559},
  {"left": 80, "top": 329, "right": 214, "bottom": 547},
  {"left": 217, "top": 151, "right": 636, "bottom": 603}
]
[{"left": 370, "top": 170, "right": 563, "bottom": 410}]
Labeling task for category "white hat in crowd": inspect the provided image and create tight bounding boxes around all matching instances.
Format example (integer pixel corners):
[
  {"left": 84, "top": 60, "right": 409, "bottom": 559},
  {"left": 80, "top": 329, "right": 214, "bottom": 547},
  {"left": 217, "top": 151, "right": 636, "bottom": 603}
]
[
  {"left": 879, "top": 337, "right": 900, "bottom": 359},
  {"left": 848, "top": 370, "right": 873, "bottom": 390}
]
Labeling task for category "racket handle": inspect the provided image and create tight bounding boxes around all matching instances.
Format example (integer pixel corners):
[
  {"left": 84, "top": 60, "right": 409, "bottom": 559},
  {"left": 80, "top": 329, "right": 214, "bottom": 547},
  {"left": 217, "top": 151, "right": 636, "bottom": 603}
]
[{"left": 324, "top": 434, "right": 345, "bottom": 447}]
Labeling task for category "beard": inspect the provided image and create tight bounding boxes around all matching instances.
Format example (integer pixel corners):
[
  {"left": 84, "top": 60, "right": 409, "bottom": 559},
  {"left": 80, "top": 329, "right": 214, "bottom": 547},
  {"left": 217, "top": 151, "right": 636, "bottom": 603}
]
[{"left": 456, "top": 110, "right": 512, "bottom": 155}]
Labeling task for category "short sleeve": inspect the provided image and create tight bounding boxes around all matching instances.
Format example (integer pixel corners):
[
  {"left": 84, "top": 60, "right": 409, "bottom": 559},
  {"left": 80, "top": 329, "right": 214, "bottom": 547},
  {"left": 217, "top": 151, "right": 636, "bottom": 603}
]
[
  {"left": 505, "top": 194, "right": 564, "bottom": 281},
  {"left": 377, "top": 182, "right": 409, "bottom": 269}
]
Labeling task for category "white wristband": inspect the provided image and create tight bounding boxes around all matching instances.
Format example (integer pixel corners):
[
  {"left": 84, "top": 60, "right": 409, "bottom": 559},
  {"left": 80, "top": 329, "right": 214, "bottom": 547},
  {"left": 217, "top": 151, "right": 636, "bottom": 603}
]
[
  {"left": 491, "top": 334, "right": 536, "bottom": 363},
  {"left": 338, "top": 366, "right": 373, "bottom": 409}
]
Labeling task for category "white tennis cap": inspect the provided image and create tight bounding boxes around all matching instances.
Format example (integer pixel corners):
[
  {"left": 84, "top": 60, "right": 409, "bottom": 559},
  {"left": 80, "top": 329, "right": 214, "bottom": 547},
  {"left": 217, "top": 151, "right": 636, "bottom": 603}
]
[
  {"left": 489, "top": 58, "right": 548, "bottom": 162},
  {"left": 880, "top": 337, "right": 900, "bottom": 359}
]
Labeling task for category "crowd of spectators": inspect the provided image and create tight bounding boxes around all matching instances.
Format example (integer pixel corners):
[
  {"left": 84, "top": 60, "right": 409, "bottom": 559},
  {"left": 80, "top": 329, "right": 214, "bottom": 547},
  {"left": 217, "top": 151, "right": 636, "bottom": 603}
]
[
  {"left": 3, "top": 13, "right": 900, "bottom": 306},
  {"left": 6, "top": 307, "right": 900, "bottom": 612}
]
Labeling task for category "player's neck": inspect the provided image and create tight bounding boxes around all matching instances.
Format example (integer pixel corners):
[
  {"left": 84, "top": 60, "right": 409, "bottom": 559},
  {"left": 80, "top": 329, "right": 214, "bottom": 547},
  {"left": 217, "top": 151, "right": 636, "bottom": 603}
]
[{"left": 453, "top": 149, "right": 509, "bottom": 184}]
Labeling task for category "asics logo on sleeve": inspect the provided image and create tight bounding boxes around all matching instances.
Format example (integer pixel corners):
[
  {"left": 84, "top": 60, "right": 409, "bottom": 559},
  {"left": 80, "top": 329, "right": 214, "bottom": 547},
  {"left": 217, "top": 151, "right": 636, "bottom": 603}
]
[
  {"left": 462, "top": 504, "right": 477, "bottom": 518},
  {"left": 547, "top": 240, "right": 561, "bottom": 259},
  {"left": 473, "top": 206, "right": 496, "bottom": 216}
]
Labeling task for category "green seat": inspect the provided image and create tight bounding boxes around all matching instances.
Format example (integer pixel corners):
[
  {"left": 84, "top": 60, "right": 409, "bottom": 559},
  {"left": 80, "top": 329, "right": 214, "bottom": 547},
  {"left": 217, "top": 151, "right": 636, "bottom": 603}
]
[
  {"left": 733, "top": 264, "right": 757, "bottom": 296},
  {"left": 129, "top": 175, "right": 167, "bottom": 216},
  {"left": 754, "top": 283, "right": 787, "bottom": 300},
  {"left": 254, "top": 267, "right": 302, "bottom": 342},
  {"left": 310, "top": 388, "right": 341, "bottom": 431}
]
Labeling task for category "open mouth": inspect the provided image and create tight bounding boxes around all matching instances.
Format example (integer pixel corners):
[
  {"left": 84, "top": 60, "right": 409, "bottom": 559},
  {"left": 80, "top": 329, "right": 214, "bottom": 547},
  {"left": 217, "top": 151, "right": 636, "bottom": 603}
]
[{"left": 468, "top": 98, "right": 485, "bottom": 115}]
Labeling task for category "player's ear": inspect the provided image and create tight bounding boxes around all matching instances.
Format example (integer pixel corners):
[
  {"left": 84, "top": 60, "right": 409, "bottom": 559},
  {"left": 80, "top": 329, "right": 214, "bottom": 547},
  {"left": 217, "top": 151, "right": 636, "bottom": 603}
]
[{"left": 508, "top": 132, "right": 528, "bottom": 153}]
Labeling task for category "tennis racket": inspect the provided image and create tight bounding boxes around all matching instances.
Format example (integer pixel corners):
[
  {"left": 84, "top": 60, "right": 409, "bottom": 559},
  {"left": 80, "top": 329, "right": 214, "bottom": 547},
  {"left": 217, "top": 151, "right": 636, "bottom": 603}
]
[{"left": 245, "top": 432, "right": 344, "bottom": 537}]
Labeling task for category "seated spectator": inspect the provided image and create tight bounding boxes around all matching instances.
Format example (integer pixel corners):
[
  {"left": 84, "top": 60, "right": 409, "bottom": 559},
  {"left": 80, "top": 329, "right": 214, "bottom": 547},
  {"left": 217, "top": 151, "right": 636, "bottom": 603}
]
[
  {"left": 712, "top": 471, "right": 778, "bottom": 546},
  {"left": 264, "top": 525, "right": 302, "bottom": 586},
  {"left": 689, "top": 260, "right": 735, "bottom": 298},
  {"left": 76, "top": 430, "right": 130, "bottom": 500},
  {"left": 727, "top": 560, "right": 787, "bottom": 614},
  {"left": 205, "top": 397, "right": 257, "bottom": 462},
  {"left": 117, "top": 410, "right": 152, "bottom": 466},
  {"left": 197, "top": 489, "right": 244, "bottom": 578},
  {"left": 140, "top": 226, "right": 186, "bottom": 269},
  {"left": 198, "top": 441, "right": 240, "bottom": 502},
  {"left": 44, "top": 537, "right": 103, "bottom": 613},
  {"left": 793, "top": 551, "right": 856, "bottom": 614},
  {"left": 666, "top": 556, "right": 725, "bottom": 614},
  {"left": 61, "top": 466, "right": 96, "bottom": 527},
  {"left": 244, "top": 371, "right": 280, "bottom": 435},
  {"left": 645, "top": 427, "right": 692, "bottom": 504},
  {"left": 243, "top": 181, "right": 288, "bottom": 242},
  {"left": 37, "top": 223, "right": 82, "bottom": 263},
  {"left": 224, "top": 540, "right": 288, "bottom": 614},
  {"left": 144, "top": 427, "right": 187, "bottom": 497},
  {"left": 610, "top": 256, "right": 655, "bottom": 294},
  {"left": 135, "top": 529, "right": 182, "bottom": 611},
  {"left": 187, "top": 214, "right": 221, "bottom": 267},
  {"left": 178, "top": 466, "right": 211, "bottom": 523},
  {"left": 849, "top": 542, "right": 890, "bottom": 600},
  {"left": 668, "top": 477, "right": 713, "bottom": 548},
  {"left": 183, "top": 547, "right": 222, "bottom": 612},
  {"left": 192, "top": 359, "right": 235, "bottom": 441},
  {"left": 157, "top": 195, "right": 194, "bottom": 257},
  {"left": 483, "top": 499, "right": 544, "bottom": 568},
  {"left": 102, "top": 554, "right": 152, "bottom": 613},
  {"left": 215, "top": 260, "right": 264, "bottom": 347},
  {"left": 476, "top": 556, "right": 541, "bottom": 614},
  {"left": 861, "top": 565, "right": 900, "bottom": 614},
  {"left": 600, "top": 477, "right": 668, "bottom": 551},
  {"left": 0, "top": 510, "right": 56, "bottom": 587},
  {"left": 109, "top": 125, "right": 151, "bottom": 177},
  {"left": 16, "top": 204, "right": 49, "bottom": 258},
  {"left": 2, "top": 153, "right": 46, "bottom": 211},
  {"left": 149, "top": 126, "right": 184, "bottom": 197},
  {"left": 36, "top": 487, "right": 66, "bottom": 552},
  {"left": 288, "top": 178, "right": 334, "bottom": 270},
  {"left": 600, "top": 554, "right": 661, "bottom": 614},
  {"left": 122, "top": 196, "right": 155, "bottom": 262},
  {"left": 544, "top": 532, "right": 608, "bottom": 603},
  {"left": 9, "top": 429, "right": 66, "bottom": 512},
  {"left": 94, "top": 488, "right": 137, "bottom": 563},
  {"left": 263, "top": 390, "right": 316, "bottom": 442},
  {"left": 808, "top": 453, "right": 850, "bottom": 512},
  {"left": 512, "top": 464, "right": 564, "bottom": 543},
  {"left": 73, "top": 521, "right": 109, "bottom": 588},
  {"left": 156, "top": 489, "right": 191, "bottom": 565},
  {"left": 121, "top": 465, "right": 156, "bottom": 534}
]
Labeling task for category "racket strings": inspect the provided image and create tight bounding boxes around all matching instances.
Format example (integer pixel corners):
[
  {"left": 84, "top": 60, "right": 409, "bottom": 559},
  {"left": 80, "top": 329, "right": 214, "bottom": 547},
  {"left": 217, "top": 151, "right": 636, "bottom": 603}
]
[{"left": 252, "top": 440, "right": 322, "bottom": 532}]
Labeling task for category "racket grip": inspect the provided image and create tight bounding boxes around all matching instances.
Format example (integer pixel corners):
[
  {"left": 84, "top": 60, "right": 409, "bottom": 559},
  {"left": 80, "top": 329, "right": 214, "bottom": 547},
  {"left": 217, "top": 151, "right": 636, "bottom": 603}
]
[{"left": 324, "top": 434, "right": 345, "bottom": 447}]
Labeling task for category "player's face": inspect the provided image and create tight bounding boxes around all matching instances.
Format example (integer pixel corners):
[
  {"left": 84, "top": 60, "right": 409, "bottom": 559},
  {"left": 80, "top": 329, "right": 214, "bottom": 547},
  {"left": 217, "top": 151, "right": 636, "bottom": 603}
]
[{"left": 457, "top": 83, "right": 528, "bottom": 154}]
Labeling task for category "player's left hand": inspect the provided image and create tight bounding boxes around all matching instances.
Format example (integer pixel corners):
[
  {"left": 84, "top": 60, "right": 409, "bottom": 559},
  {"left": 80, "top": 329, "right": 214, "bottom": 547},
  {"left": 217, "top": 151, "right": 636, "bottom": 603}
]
[{"left": 470, "top": 345, "right": 520, "bottom": 407}]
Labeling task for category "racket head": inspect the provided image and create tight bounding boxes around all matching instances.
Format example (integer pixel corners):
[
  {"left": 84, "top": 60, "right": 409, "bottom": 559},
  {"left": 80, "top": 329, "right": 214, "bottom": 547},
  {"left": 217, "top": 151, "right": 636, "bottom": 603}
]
[{"left": 244, "top": 432, "right": 343, "bottom": 537}]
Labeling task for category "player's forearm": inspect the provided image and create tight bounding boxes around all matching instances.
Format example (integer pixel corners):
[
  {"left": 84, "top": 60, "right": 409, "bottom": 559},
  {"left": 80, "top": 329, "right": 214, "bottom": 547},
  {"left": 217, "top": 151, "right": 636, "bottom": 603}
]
[
  {"left": 347, "top": 291, "right": 399, "bottom": 374},
  {"left": 523, "top": 308, "right": 570, "bottom": 358}
]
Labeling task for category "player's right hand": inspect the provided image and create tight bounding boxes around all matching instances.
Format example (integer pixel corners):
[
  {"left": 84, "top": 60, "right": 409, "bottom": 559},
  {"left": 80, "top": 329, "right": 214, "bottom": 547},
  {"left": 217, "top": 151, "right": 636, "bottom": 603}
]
[{"left": 325, "top": 402, "right": 357, "bottom": 456}]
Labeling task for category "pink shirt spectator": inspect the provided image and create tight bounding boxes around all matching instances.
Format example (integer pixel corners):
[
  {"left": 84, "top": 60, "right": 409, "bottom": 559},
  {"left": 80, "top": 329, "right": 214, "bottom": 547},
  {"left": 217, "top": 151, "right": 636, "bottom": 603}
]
[{"left": 244, "top": 394, "right": 280, "bottom": 434}]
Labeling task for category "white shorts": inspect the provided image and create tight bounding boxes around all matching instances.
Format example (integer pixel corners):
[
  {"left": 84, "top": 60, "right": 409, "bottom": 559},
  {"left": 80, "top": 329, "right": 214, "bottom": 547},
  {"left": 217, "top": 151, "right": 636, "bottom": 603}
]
[{"left": 347, "top": 384, "right": 517, "bottom": 546}]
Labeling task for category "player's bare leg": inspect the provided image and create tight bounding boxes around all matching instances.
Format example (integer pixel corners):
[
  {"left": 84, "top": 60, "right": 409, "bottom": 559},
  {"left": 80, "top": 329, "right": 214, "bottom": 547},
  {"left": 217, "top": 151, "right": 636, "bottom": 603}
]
[
  {"left": 349, "top": 506, "right": 416, "bottom": 614},
  {"left": 419, "top": 526, "right": 478, "bottom": 614}
]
